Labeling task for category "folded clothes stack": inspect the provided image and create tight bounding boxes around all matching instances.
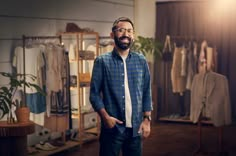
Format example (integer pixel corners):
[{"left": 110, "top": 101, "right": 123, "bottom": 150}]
[{"left": 79, "top": 50, "right": 95, "bottom": 59}]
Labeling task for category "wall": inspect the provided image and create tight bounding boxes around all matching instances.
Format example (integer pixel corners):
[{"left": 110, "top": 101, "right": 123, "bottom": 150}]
[
  {"left": 0, "top": 0, "right": 134, "bottom": 85},
  {"left": 134, "top": 0, "right": 156, "bottom": 38}
]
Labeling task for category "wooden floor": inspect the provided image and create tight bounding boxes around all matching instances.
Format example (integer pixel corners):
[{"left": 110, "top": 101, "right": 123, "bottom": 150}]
[{"left": 48, "top": 122, "right": 236, "bottom": 156}]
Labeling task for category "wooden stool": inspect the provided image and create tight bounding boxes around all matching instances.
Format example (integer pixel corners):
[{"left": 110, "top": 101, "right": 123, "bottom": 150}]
[{"left": 0, "top": 121, "right": 35, "bottom": 156}]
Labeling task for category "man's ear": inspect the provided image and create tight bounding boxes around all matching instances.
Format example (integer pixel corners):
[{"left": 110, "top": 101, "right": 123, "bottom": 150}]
[{"left": 110, "top": 32, "right": 114, "bottom": 39}]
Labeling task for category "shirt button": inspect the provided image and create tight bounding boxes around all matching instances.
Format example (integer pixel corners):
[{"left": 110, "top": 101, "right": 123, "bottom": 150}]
[
  {"left": 122, "top": 84, "right": 124, "bottom": 87},
  {"left": 122, "top": 96, "right": 125, "bottom": 98}
]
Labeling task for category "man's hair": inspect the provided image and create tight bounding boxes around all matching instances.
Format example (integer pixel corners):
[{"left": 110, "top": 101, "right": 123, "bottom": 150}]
[{"left": 112, "top": 17, "right": 134, "bottom": 32}]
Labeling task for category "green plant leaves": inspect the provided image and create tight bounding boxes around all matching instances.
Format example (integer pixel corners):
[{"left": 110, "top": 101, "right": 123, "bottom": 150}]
[
  {"left": 132, "top": 36, "right": 163, "bottom": 60},
  {"left": 0, "top": 72, "right": 46, "bottom": 119}
]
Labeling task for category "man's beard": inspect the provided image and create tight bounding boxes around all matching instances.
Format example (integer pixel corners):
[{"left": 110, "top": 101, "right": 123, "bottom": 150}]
[{"left": 114, "top": 35, "right": 133, "bottom": 50}]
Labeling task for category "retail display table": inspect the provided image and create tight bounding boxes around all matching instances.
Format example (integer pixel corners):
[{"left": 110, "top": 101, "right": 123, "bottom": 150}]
[{"left": 0, "top": 121, "right": 35, "bottom": 156}]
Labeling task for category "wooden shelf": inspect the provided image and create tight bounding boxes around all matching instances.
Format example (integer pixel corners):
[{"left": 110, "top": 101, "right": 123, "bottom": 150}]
[
  {"left": 82, "top": 127, "right": 99, "bottom": 143},
  {"left": 81, "top": 110, "right": 95, "bottom": 115},
  {"left": 159, "top": 116, "right": 213, "bottom": 125},
  {"left": 82, "top": 133, "right": 98, "bottom": 143},
  {"left": 159, "top": 117, "right": 192, "bottom": 123},
  {"left": 60, "top": 32, "right": 100, "bottom": 146},
  {"left": 85, "top": 127, "right": 99, "bottom": 135},
  {"left": 32, "top": 141, "right": 80, "bottom": 156}
]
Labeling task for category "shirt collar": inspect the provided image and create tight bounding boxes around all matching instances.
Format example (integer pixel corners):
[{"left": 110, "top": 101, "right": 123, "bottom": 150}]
[{"left": 112, "top": 48, "right": 133, "bottom": 60}]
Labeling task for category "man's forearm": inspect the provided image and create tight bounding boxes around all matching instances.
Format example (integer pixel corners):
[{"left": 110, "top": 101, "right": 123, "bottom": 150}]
[{"left": 97, "top": 108, "right": 110, "bottom": 120}]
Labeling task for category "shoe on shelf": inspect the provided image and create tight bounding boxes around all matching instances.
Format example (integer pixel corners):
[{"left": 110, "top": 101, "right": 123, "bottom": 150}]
[{"left": 35, "top": 142, "right": 57, "bottom": 151}]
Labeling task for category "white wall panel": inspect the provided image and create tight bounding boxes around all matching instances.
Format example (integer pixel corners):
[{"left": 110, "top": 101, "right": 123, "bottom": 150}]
[{"left": 0, "top": 0, "right": 134, "bottom": 84}]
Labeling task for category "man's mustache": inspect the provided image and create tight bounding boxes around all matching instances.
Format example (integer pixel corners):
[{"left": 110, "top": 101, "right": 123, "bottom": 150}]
[{"left": 119, "top": 36, "right": 131, "bottom": 42}]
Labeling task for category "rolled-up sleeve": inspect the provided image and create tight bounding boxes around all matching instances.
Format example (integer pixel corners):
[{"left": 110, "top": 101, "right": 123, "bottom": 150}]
[
  {"left": 142, "top": 61, "right": 153, "bottom": 112},
  {"left": 89, "top": 57, "right": 104, "bottom": 111}
]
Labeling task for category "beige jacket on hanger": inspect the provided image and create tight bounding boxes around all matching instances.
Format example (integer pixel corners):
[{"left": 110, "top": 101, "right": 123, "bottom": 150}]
[{"left": 190, "top": 71, "right": 231, "bottom": 127}]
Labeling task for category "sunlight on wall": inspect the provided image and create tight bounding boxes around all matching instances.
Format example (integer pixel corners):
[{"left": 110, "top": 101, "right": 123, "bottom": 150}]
[
  {"left": 206, "top": 0, "right": 235, "bottom": 31},
  {"left": 211, "top": 0, "right": 235, "bottom": 17}
]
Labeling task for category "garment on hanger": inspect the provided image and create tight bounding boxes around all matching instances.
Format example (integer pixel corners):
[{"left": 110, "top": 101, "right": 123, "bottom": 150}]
[
  {"left": 171, "top": 44, "right": 187, "bottom": 95},
  {"left": 69, "top": 43, "right": 76, "bottom": 60},
  {"left": 162, "top": 35, "right": 173, "bottom": 62},
  {"left": 13, "top": 46, "right": 46, "bottom": 126},
  {"left": 186, "top": 41, "right": 195, "bottom": 90},
  {"left": 13, "top": 46, "right": 45, "bottom": 93},
  {"left": 198, "top": 40, "right": 217, "bottom": 73},
  {"left": 190, "top": 71, "right": 231, "bottom": 127}
]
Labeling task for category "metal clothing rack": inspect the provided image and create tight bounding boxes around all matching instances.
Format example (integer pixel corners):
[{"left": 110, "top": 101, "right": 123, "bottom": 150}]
[
  {"left": 21, "top": 35, "right": 72, "bottom": 141},
  {"left": 170, "top": 35, "right": 208, "bottom": 42},
  {"left": 160, "top": 35, "right": 217, "bottom": 121},
  {"left": 194, "top": 67, "right": 224, "bottom": 155}
]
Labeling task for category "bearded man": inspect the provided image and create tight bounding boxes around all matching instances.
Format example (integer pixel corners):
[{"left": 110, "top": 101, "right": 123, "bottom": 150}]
[{"left": 90, "top": 17, "right": 152, "bottom": 156}]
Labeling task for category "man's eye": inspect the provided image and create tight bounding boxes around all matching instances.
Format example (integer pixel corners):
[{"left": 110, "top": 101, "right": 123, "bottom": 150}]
[
  {"left": 127, "top": 29, "right": 134, "bottom": 33},
  {"left": 118, "top": 28, "right": 125, "bottom": 33}
]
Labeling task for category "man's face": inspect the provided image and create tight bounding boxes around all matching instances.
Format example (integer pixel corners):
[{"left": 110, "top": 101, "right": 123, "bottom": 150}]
[{"left": 113, "top": 21, "right": 134, "bottom": 50}]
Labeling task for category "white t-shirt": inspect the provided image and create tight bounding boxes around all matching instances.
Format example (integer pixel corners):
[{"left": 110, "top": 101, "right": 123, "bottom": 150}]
[{"left": 121, "top": 56, "right": 132, "bottom": 128}]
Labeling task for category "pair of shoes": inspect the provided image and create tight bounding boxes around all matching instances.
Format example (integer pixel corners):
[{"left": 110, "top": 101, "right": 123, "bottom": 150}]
[
  {"left": 49, "top": 140, "right": 65, "bottom": 147},
  {"left": 169, "top": 113, "right": 180, "bottom": 119},
  {"left": 35, "top": 142, "right": 57, "bottom": 151},
  {"left": 44, "top": 142, "right": 58, "bottom": 149}
]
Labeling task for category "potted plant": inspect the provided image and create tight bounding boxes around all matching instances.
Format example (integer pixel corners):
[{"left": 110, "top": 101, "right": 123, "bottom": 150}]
[
  {"left": 0, "top": 72, "right": 45, "bottom": 123},
  {"left": 132, "top": 35, "right": 163, "bottom": 63}
]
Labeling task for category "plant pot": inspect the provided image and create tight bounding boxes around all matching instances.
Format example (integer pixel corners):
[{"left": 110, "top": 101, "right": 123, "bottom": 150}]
[{"left": 15, "top": 107, "right": 30, "bottom": 123}]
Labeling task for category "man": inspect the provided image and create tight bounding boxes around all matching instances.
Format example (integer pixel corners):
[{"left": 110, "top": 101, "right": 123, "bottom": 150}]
[{"left": 89, "top": 17, "right": 152, "bottom": 156}]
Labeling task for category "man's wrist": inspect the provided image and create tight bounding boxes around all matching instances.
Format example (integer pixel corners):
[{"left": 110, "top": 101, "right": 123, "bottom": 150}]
[{"left": 143, "top": 115, "right": 151, "bottom": 122}]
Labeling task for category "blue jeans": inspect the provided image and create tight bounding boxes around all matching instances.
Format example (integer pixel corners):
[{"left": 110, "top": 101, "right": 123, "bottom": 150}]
[{"left": 99, "top": 127, "right": 142, "bottom": 156}]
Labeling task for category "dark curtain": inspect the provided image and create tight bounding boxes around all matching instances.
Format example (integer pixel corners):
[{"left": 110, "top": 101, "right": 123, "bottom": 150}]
[{"left": 155, "top": 1, "right": 236, "bottom": 119}]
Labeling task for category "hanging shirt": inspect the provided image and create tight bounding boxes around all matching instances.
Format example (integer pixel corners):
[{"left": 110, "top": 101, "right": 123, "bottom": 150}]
[{"left": 13, "top": 46, "right": 45, "bottom": 93}]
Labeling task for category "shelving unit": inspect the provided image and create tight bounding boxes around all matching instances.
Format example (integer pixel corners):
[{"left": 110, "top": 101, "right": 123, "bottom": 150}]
[{"left": 60, "top": 32, "right": 100, "bottom": 144}]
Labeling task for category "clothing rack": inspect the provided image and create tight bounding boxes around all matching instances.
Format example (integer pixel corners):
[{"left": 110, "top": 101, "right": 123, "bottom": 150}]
[
  {"left": 160, "top": 35, "right": 217, "bottom": 119},
  {"left": 22, "top": 35, "right": 62, "bottom": 103},
  {"left": 194, "top": 66, "right": 224, "bottom": 155},
  {"left": 21, "top": 35, "right": 71, "bottom": 142},
  {"left": 170, "top": 35, "right": 207, "bottom": 41},
  {"left": 170, "top": 35, "right": 215, "bottom": 48}
]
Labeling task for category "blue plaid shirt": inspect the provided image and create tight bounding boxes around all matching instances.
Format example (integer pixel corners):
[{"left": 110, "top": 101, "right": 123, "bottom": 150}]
[{"left": 89, "top": 48, "right": 152, "bottom": 137}]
